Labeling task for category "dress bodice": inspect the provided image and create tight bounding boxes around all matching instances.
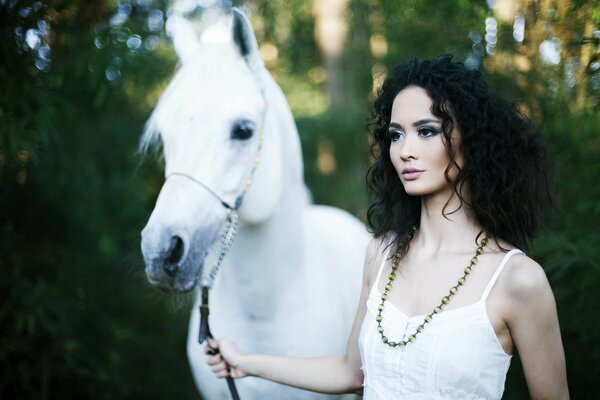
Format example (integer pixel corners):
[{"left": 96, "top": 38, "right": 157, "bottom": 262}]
[{"left": 358, "top": 248, "right": 521, "bottom": 399}]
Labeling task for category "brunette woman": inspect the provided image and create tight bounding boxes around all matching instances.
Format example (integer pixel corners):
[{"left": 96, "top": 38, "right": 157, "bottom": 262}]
[{"left": 206, "top": 55, "right": 569, "bottom": 399}]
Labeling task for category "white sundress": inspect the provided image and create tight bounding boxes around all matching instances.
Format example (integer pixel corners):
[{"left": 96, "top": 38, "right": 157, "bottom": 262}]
[{"left": 358, "top": 248, "right": 522, "bottom": 399}]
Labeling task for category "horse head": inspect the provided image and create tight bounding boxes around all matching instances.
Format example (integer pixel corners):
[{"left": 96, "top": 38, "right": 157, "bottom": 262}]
[{"left": 140, "top": 8, "right": 285, "bottom": 293}]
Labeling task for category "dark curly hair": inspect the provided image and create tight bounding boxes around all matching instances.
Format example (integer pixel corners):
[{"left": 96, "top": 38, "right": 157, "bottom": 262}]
[{"left": 367, "top": 55, "right": 552, "bottom": 255}]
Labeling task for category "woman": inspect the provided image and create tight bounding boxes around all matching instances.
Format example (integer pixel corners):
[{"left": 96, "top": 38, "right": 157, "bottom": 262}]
[{"left": 206, "top": 55, "right": 569, "bottom": 399}]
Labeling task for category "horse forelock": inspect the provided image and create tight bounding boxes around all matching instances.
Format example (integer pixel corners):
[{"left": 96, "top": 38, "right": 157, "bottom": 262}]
[{"left": 140, "top": 43, "right": 262, "bottom": 155}]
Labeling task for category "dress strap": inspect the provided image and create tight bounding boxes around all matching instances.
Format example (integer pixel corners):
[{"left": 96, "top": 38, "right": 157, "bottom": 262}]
[
  {"left": 373, "top": 236, "right": 395, "bottom": 288},
  {"left": 480, "top": 249, "right": 523, "bottom": 302}
]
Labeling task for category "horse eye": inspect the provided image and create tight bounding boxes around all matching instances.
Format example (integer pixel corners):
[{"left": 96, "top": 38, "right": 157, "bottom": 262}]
[{"left": 231, "top": 120, "right": 256, "bottom": 140}]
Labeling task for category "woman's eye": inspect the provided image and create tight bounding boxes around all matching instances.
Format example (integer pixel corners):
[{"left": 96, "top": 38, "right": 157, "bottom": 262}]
[
  {"left": 418, "top": 127, "right": 441, "bottom": 138},
  {"left": 389, "top": 131, "right": 404, "bottom": 142}
]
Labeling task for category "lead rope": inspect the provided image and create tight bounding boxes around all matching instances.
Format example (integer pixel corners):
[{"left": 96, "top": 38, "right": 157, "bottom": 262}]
[
  {"left": 201, "top": 210, "right": 239, "bottom": 289},
  {"left": 198, "top": 210, "right": 240, "bottom": 400},
  {"left": 163, "top": 174, "right": 242, "bottom": 400}
]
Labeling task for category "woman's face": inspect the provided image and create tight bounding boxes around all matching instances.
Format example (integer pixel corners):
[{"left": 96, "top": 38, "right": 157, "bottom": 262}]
[{"left": 388, "top": 86, "right": 462, "bottom": 199}]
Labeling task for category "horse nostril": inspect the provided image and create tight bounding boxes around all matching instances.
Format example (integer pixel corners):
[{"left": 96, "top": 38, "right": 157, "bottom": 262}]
[{"left": 164, "top": 236, "right": 184, "bottom": 276}]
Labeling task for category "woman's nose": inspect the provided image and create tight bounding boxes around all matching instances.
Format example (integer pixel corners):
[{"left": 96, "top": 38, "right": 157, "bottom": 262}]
[{"left": 399, "top": 136, "right": 417, "bottom": 161}]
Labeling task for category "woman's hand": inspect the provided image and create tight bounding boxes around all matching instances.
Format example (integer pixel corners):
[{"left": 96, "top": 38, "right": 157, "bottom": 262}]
[
  {"left": 205, "top": 338, "right": 248, "bottom": 379},
  {"left": 200, "top": 238, "right": 380, "bottom": 394}
]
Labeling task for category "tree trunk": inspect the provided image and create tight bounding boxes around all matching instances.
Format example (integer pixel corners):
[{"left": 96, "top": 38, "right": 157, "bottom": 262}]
[{"left": 312, "top": 0, "right": 349, "bottom": 110}]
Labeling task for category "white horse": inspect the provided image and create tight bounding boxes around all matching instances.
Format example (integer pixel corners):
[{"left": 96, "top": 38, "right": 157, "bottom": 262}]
[{"left": 140, "top": 8, "right": 370, "bottom": 399}]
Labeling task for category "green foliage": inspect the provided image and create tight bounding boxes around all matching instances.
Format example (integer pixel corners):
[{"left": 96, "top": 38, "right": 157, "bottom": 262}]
[
  {"left": 502, "top": 112, "right": 600, "bottom": 400},
  {"left": 1, "top": 0, "right": 197, "bottom": 398},
  {"left": 297, "top": 110, "right": 370, "bottom": 219},
  {"left": 536, "top": 113, "right": 600, "bottom": 399}
]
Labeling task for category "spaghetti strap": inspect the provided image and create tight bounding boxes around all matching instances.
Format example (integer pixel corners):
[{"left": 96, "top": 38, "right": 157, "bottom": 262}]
[
  {"left": 373, "top": 237, "right": 395, "bottom": 289},
  {"left": 480, "top": 249, "right": 523, "bottom": 302}
]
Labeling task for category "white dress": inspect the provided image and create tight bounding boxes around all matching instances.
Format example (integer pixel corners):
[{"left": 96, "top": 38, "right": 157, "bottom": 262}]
[{"left": 358, "top": 248, "right": 522, "bottom": 399}]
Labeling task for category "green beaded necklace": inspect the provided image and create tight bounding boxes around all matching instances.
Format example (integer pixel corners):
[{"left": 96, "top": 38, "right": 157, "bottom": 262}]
[{"left": 376, "top": 229, "right": 490, "bottom": 348}]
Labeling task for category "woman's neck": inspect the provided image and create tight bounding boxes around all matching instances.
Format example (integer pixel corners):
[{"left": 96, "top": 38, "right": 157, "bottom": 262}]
[{"left": 416, "top": 191, "right": 482, "bottom": 254}]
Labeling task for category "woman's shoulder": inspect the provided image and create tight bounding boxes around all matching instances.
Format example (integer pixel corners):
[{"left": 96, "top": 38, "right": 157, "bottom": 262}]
[
  {"left": 498, "top": 251, "right": 553, "bottom": 306},
  {"left": 365, "top": 232, "right": 395, "bottom": 259},
  {"left": 492, "top": 250, "right": 561, "bottom": 339},
  {"left": 363, "top": 232, "right": 395, "bottom": 280}
]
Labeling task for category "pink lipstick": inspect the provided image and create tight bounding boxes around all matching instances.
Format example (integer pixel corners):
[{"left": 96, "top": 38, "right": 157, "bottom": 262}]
[{"left": 402, "top": 167, "right": 424, "bottom": 181}]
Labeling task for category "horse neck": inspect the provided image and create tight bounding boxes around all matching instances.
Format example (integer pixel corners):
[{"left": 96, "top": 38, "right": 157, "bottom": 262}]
[
  {"left": 217, "top": 71, "right": 309, "bottom": 316},
  {"left": 263, "top": 70, "right": 304, "bottom": 196}
]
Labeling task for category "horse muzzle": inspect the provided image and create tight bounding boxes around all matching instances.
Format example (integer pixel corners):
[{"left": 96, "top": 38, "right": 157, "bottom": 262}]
[
  {"left": 140, "top": 174, "right": 229, "bottom": 292},
  {"left": 141, "top": 226, "right": 215, "bottom": 293}
]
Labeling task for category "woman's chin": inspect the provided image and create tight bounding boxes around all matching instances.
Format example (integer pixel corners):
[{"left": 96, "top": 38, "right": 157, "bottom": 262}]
[{"left": 403, "top": 185, "right": 454, "bottom": 199}]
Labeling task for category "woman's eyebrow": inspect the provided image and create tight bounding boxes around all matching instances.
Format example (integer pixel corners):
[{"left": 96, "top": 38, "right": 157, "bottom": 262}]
[
  {"left": 389, "top": 118, "right": 440, "bottom": 130},
  {"left": 413, "top": 118, "right": 440, "bottom": 126}
]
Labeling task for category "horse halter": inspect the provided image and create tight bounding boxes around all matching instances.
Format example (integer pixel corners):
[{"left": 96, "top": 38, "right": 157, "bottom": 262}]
[{"left": 164, "top": 125, "right": 264, "bottom": 288}]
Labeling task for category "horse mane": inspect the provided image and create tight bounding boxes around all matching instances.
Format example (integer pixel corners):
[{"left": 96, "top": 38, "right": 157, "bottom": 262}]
[{"left": 139, "top": 117, "right": 161, "bottom": 155}]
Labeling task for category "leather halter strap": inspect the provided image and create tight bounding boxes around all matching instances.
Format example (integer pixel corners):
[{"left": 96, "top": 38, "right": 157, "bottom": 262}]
[
  {"left": 166, "top": 171, "right": 241, "bottom": 210},
  {"left": 164, "top": 122, "right": 264, "bottom": 212}
]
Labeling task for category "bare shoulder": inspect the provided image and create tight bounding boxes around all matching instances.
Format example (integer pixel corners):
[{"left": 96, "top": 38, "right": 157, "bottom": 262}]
[
  {"left": 363, "top": 233, "right": 393, "bottom": 286},
  {"left": 495, "top": 253, "right": 568, "bottom": 399},
  {"left": 501, "top": 253, "right": 552, "bottom": 300},
  {"left": 365, "top": 233, "right": 391, "bottom": 258},
  {"left": 497, "top": 252, "right": 556, "bottom": 320}
]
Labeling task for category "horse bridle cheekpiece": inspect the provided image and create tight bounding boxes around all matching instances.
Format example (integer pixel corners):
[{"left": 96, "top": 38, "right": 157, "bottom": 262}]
[
  {"left": 164, "top": 99, "right": 265, "bottom": 400},
  {"left": 165, "top": 104, "right": 265, "bottom": 288}
]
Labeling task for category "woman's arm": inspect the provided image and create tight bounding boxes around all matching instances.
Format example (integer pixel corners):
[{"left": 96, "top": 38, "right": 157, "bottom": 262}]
[
  {"left": 206, "top": 236, "right": 385, "bottom": 394},
  {"left": 503, "top": 255, "right": 569, "bottom": 399}
]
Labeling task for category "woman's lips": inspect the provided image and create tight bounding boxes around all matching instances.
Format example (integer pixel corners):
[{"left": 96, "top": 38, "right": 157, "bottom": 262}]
[{"left": 402, "top": 168, "right": 424, "bottom": 181}]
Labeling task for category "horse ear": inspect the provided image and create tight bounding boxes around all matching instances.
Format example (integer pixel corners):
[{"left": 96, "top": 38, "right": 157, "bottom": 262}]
[
  {"left": 231, "top": 8, "right": 264, "bottom": 71},
  {"left": 167, "top": 14, "right": 202, "bottom": 64}
]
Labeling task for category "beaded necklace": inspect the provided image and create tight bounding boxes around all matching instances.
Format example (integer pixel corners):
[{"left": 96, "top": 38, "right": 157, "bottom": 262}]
[{"left": 376, "top": 229, "right": 490, "bottom": 348}]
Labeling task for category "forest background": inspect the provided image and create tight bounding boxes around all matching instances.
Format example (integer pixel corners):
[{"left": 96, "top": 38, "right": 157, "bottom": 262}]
[{"left": 1, "top": 0, "right": 599, "bottom": 398}]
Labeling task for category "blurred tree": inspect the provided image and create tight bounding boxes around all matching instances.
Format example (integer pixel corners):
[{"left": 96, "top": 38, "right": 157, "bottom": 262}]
[
  {"left": 483, "top": 0, "right": 599, "bottom": 116},
  {"left": 1, "top": 0, "right": 198, "bottom": 398},
  {"left": 480, "top": 1, "right": 600, "bottom": 398},
  {"left": 313, "top": 0, "right": 349, "bottom": 109}
]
